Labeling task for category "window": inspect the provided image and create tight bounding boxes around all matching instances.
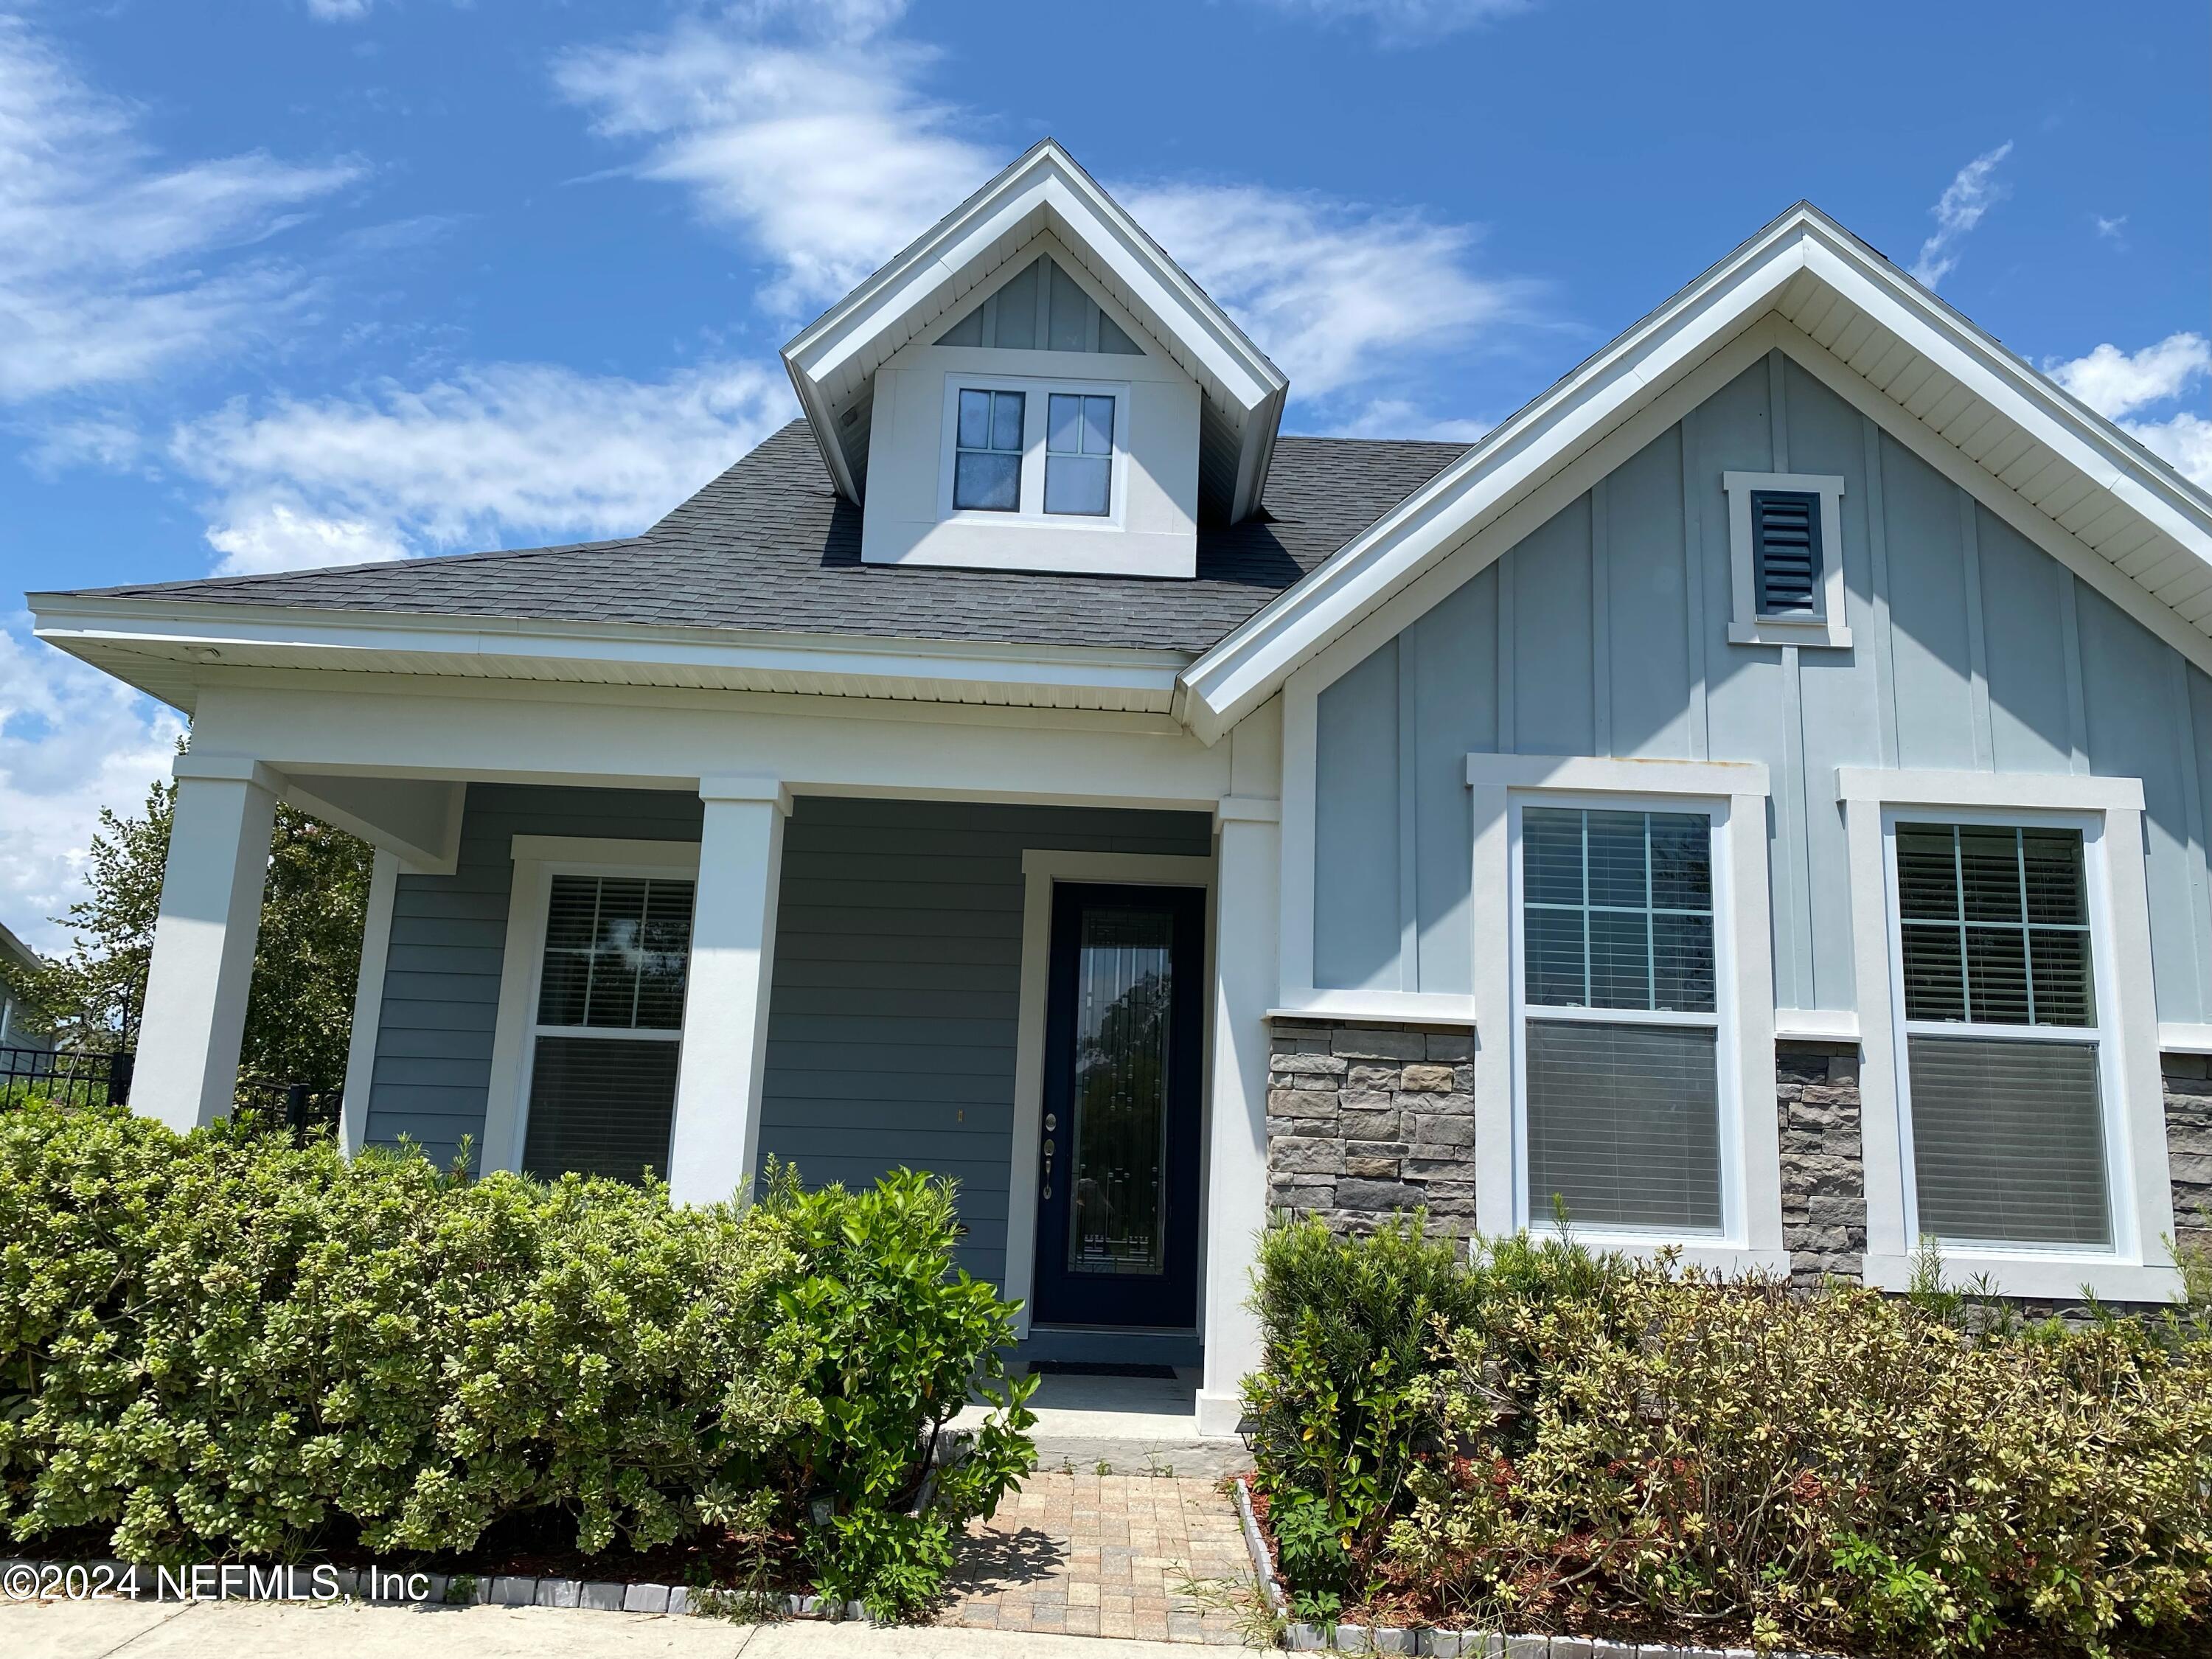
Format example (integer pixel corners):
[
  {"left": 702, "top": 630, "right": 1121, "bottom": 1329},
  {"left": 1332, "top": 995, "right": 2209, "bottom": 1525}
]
[
  {"left": 939, "top": 376, "right": 1127, "bottom": 525},
  {"left": 1046, "top": 393, "right": 1114, "bottom": 515},
  {"left": 1516, "top": 804, "right": 1725, "bottom": 1234},
  {"left": 1892, "top": 821, "right": 2111, "bottom": 1248},
  {"left": 1724, "top": 471, "right": 1849, "bottom": 647},
  {"left": 519, "top": 872, "right": 695, "bottom": 1183},
  {"left": 953, "top": 389, "right": 1025, "bottom": 511}
]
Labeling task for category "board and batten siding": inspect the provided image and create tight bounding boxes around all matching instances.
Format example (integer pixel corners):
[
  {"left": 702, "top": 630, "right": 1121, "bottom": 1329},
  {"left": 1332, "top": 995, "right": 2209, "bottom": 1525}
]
[
  {"left": 1312, "top": 349, "right": 2212, "bottom": 1026},
  {"left": 361, "top": 785, "right": 1213, "bottom": 1288}
]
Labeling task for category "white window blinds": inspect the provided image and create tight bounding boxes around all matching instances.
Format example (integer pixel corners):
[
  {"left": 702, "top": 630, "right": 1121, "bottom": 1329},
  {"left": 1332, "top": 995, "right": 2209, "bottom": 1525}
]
[
  {"left": 521, "top": 874, "right": 694, "bottom": 1183},
  {"left": 1893, "top": 822, "right": 2111, "bottom": 1249},
  {"left": 1519, "top": 807, "right": 1724, "bottom": 1233}
]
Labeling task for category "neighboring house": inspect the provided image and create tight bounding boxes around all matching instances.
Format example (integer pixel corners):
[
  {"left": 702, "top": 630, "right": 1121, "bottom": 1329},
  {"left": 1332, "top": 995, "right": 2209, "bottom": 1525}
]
[
  {"left": 30, "top": 142, "right": 2212, "bottom": 1433},
  {"left": 0, "top": 921, "right": 51, "bottom": 1051}
]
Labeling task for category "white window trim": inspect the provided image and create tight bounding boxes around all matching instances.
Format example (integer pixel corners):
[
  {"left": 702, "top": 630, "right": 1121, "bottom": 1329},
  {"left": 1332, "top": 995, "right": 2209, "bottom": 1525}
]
[
  {"left": 1724, "top": 470, "right": 1851, "bottom": 649},
  {"left": 1837, "top": 767, "right": 2181, "bottom": 1301},
  {"left": 937, "top": 374, "right": 1131, "bottom": 532},
  {"left": 483, "top": 835, "right": 703, "bottom": 1175},
  {"left": 1004, "top": 849, "right": 1215, "bottom": 1340},
  {"left": 1467, "top": 754, "right": 1786, "bottom": 1273}
]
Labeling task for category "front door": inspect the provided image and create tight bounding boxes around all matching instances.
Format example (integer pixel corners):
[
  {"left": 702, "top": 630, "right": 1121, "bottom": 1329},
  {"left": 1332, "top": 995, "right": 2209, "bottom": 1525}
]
[{"left": 1030, "top": 882, "right": 1205, "bottom": 1330}]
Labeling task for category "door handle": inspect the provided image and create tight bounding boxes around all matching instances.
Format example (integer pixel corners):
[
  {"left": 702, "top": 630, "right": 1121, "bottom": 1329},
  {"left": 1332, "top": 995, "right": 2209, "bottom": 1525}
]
[{"left": 1041, "top": 1135, "right": 1054, "bottom": 1199}]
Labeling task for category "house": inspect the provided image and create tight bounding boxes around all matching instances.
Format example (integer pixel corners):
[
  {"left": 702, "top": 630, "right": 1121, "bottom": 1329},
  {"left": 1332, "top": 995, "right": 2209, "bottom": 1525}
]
[
  {"left": 1, "top": 920, "right": 51, "bottom": 1051},
  {"left": 30, "top": 141, "right": 2212, "bottom": 1434}
]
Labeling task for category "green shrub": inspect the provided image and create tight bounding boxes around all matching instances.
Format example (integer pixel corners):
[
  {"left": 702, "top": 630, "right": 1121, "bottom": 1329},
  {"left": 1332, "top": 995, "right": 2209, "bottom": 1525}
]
[
  {"left": 1394, "top": 1260, "right": 2212, "bottom": 1655},
  {"left": 0, "top": 1100, "right": 1032, "bottom": 1618},
  {"left": 1242, "top": 1214, "right": 1621, "bottom": 1599}
]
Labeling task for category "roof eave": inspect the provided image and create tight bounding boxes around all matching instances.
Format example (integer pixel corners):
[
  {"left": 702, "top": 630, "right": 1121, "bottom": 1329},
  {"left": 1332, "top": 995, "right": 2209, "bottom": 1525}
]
[{"left": 1176, "top": 203, "right": 2212, "bottom": 745}]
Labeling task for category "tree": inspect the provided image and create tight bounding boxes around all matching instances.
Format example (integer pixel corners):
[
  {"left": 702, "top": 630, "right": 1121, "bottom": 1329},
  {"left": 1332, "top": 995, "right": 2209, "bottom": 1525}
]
[{"left": 0, "top": 759, "right": 373, "bottom": 1095}]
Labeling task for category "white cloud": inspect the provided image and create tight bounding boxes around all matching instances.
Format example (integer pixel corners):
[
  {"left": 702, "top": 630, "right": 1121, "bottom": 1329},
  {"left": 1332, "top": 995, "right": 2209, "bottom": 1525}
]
[
  {"left": 0, "top": 616, "right": 184, "bottom": 956},
  {"left": 305, "top": 0, "right": 375, "bottom": 18},
  {"left": 556, "top": 7, "right": 1532, "bottom": 417},
  {"left": 1326, "top": 397, "right": 1489, "bottom": 442},
  {"left": 1239, "top": 0, "right": 1531, "bottom": 42},
  {"left": 2094, "top": 212, "right": 2128, "bottom": 245},
  {"left": 2048, "top": 333, "right": 2209, "bottom": 421},
  {"left": 2047, "top": 333, "right": 2212, "bottom": 490},
  {"left": 0, "top": 15, "right": 362, "bottom": 400},
  {"left": 1120, "top": 182, "right": 1534, "bottom": 402},
  {"left": 2127, "top": 412, "right": 2212, "bottom": 490},
  {"left": 205, "top": 504, "right": 409, "bottom": 576},
  {"left": 554, "top": 14, "right": 988, "bottom": 313},
  {"left": 1908, "top": 141, "right": 2013, "bottom": 289},
  {"left": 170, "top": 358, "right": 795, "bottom": 571}
]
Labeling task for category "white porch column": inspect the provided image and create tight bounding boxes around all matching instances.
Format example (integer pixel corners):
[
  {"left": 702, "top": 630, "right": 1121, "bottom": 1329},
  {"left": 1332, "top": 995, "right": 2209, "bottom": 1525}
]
[
  {"left": 134, "top": 754, "right": 279, "bottom": 1131},
  {"left": 666, "top": 776, "right": 790, "bottom": 1207},
  {"left": 1198, "top": 791, "right": 1281, "bottom": 1437}
]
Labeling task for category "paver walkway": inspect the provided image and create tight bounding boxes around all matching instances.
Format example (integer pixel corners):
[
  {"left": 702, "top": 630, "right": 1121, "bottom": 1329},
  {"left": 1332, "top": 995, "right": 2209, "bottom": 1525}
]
[{"left": 939, "top": 1472, "right": 1253, "bottom": 1644}]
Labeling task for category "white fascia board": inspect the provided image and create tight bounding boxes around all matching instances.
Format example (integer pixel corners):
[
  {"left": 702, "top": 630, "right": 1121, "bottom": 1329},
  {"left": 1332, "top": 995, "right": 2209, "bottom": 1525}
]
[
  {"left": 29, "top": 596, "right": 1191, "bottom": 706},
  {"left": 1177, "top": 205, "right": 2212, "bottom": 746}
]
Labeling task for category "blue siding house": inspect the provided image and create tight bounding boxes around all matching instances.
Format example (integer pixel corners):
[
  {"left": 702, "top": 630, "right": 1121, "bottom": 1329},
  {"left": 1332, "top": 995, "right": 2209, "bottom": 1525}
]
[{"left": 31, "top": 141, "right": 2212, "bottom": 1433}]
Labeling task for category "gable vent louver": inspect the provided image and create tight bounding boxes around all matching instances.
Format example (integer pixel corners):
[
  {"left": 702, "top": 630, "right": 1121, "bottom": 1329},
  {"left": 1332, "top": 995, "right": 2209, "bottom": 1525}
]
[{"left": 1750, "top": 490, "right": 1821, "bottom": 616}]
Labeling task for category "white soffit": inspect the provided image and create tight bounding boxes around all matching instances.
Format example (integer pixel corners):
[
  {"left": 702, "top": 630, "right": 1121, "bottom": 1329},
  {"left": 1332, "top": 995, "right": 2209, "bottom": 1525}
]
[
  {"left": 781, "top": 138, "right": 1288, "bottom": 524},
  {"left": 30, "top": 599, "right": 1192, "bottom": 718},
  {"left": 1175, "top": 203, "right": 2212, "bottom": 745}
]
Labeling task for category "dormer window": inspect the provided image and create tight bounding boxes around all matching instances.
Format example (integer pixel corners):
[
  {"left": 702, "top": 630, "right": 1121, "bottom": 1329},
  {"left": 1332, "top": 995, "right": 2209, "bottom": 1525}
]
[
  {"left": 938, "top": 375, "right": 1129, "bottom": 529},
  {"left": 1045, "top": 394, "right": 1114, "bottom": 516},
  {"left": 954, "top": 389, "right": 1025, "bottom": 511}
]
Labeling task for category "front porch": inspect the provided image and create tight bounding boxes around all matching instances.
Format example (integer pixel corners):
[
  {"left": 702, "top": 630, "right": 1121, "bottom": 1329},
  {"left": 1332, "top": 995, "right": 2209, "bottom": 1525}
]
[{"left": 126, "top": 706, "right": 1283, "bottom": 1436}]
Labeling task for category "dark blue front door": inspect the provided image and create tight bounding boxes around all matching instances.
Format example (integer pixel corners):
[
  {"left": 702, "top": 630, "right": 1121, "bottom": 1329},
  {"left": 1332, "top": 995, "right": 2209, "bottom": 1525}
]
[{"left": 1030, "top": 883, "right": 1205, "bottom": 1330}]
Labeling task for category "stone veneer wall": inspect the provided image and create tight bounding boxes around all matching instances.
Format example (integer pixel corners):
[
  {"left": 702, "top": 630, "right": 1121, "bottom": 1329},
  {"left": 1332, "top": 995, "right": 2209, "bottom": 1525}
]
[
  {"left": 1265, "top": 1020, "right": 1479, "bottom": 1240},
  {"left": 1775, "top": 1042, "right": 1865, "bottom": 1284},
  {"left": 2162, "top": 1054, "right": 2212, "bottom": 1262},
  {"left": 1262, "top": 1023, "right": 2211, "bottom": 1286}
]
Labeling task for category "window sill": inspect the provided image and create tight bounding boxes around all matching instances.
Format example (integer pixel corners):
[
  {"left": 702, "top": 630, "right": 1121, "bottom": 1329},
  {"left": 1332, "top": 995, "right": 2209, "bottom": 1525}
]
[
  {"left": 1528, "top": 1234, "right": 1792, "bottom": 1278},
  {"left": 1727, "top": 617, "right": 1852, "bottom": 650},
  {"left": 1862, "top": 1251, "right": 2184, "bottom": 1304}
]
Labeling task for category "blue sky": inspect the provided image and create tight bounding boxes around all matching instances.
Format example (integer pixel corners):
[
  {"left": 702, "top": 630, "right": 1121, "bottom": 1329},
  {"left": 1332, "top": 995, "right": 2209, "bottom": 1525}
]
[{"left": 1, "top": 0, "right": 2206, "bottom": 950}]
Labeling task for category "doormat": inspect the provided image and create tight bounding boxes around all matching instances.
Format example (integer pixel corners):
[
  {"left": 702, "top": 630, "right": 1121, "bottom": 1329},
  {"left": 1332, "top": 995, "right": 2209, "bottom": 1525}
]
[{"left": 1026, "top": 1360, "right": 1179, "bottom": 1380}]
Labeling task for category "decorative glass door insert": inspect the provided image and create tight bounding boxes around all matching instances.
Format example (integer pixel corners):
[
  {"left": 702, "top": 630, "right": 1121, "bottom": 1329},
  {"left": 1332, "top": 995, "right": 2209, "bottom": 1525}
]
[{"left": 1065, "top": 905, "right": 1175, "bottom": 1276}]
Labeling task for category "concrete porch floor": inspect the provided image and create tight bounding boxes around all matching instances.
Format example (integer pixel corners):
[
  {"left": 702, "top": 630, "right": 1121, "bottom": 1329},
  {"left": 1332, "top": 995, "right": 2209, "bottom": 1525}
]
[{"left": 953, "top": 1369, "right": 1248, "bottom": 1481}]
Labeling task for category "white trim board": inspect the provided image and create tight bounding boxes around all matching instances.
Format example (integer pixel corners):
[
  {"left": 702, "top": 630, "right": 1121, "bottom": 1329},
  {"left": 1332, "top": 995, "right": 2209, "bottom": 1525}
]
[
  {"left": 1178, "top": 206, "right": 2212, "bottom": 745},
  {"left": 1003, "top": 849, "right": 1214, "bottom": 1339},
  {"left": 1838, "top": 773, "right": 2180, "bottom": 1302},
  {"left": 482, "top": 835, "right": 704, "bottom": 1175},
  {"left": 1465, "top": 754, "right": 1782, "bottom": 1263},
  {"left": 339, "top": 849, "right": 400, "bottom": 1158}
]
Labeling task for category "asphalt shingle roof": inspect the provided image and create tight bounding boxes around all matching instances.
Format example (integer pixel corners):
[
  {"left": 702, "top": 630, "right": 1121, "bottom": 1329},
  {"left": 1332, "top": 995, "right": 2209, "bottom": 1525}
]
[{"left": 66, "top": 422, "right": 1470, "bottom": 655}]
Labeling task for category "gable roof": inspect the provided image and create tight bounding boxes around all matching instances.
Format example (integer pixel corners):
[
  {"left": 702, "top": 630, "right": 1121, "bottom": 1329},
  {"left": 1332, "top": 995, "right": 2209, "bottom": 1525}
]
[
  {"left": 30, "top": 427, "right": 1464, "bottom": 714},
  {"left": 1175, "top": 202, "right": 2212, "bottom": 742},
  {"left": 781, "top": 138, "right": 1289, "bottom": 524}
]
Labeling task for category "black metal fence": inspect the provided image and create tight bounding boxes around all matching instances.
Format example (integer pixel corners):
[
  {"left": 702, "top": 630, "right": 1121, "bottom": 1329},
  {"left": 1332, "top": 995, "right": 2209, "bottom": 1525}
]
[
  {"left": 1, "top": 1050, "right": 341, "bottom": 1147},
  {"left": 236, "top": 1079, "right": 344, "bottom": 1147},
  {"left": 0, "top": 1046, "right": 132, "bottom": 1107}
]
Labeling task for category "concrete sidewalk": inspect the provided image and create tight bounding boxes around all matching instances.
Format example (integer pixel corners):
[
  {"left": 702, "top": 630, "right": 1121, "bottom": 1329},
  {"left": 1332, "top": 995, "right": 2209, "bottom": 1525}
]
[{"left": 0, "top": 1599, "right": 1236, "bottom": 1659}]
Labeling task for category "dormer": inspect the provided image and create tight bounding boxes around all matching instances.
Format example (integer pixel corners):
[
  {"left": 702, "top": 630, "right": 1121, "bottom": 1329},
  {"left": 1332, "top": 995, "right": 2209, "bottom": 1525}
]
[{"left": 781, "top": 140, "right": 1288, "bottom": 580}]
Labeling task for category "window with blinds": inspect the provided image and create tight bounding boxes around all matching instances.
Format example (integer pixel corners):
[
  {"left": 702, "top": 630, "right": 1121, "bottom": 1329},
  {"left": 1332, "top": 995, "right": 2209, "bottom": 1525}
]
[
  {"left": 1518, "top": 806, "right": 1724, "bottom": 1233},
  {"left": 520, "top": 873, "right": 695, "bottom": 1183},
  {"left": 1892, "top": 821, "right": 2112, "bottom": 1249}
]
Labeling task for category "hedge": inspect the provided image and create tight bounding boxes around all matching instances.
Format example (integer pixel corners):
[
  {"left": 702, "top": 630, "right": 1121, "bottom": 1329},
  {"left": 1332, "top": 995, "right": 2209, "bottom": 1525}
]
[
  {"left": 1247, "top": 1214, "right": 2212, "bottom": 1656},
  {"left": 0, "top": 1100, "right": 1035, "bottom": 1617}
]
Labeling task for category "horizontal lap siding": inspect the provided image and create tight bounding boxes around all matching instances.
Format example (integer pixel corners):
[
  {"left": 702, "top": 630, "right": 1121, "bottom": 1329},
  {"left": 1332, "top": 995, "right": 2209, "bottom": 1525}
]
[
  {"left": 758, "top": 796, "right": 1213, "bottom": 1287},
  {"left": 361, "top": 783, "right": 703, "bottom": 1166}
]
